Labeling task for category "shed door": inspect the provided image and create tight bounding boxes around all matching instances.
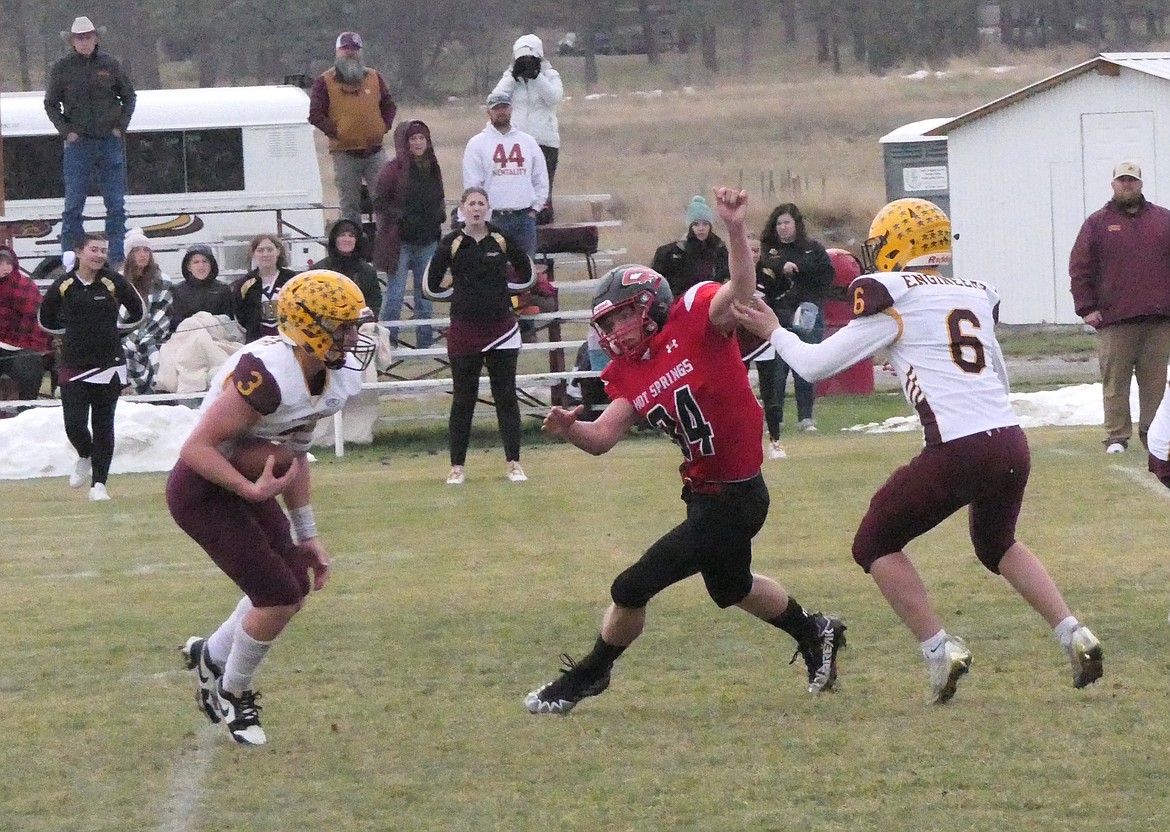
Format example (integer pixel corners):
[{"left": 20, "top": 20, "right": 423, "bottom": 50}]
[{"left": 1081, "top": 111, "right": 1156, "bottom": 208}]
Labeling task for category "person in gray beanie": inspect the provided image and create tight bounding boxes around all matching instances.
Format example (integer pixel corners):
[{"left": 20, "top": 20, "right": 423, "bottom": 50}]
[{"left": 651, "top": 195, "right": 730, "bottom": 299}]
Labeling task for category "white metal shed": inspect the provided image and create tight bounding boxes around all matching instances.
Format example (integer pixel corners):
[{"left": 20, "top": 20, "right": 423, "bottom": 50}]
[{"left": 925, "top": 53, "right": 1170, "bottom": 324}]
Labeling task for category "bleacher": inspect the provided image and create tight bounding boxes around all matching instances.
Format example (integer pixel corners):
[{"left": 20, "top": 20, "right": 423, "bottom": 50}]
[{"left": 2, "top": 194, "right": 622, "bottom": 454}]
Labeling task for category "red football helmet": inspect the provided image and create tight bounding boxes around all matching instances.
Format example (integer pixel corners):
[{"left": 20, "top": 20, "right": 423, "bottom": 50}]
[{"left": 590, "top": 265, "right": 673, "bottom": 359}]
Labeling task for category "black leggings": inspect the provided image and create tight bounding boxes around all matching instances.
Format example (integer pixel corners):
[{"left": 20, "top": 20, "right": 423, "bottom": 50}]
[
  {"left": 752, "top": 358, "right": 782, "bottom": 440},
  {"left": 60, "top": 377, "right": 121, "bottom": 484},
  {"left": 448, "top": 349, "right": 521, "bottom": 466}
]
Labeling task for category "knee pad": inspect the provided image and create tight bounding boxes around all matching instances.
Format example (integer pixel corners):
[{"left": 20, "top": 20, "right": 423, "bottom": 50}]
[
  {"left": 610, "top": 567, "right": 651, "bottom": 610},
  {"left": 852, "top": 534, "right": 884, "bottom": 574},
  {"left": 973, "top": 539, "right": 1010, "bottom": 575},
  {"left": 705, "top": 574, "right": 752, "bottom": 609}
]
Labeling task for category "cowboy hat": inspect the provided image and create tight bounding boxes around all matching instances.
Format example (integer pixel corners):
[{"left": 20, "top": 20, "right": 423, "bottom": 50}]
[{"left": 60, "top": 16, "right": 107, "bottom": 41}]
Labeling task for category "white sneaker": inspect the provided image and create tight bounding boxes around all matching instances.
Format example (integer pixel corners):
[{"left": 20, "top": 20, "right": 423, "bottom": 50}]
[
  {"left": 798, "top": 418, "right": 818, "bottom": 433},
  {"left": 768, "top": 440, "right": 788, "bottom": 460},
  {"left": 924, "top": 635, "right": 972, "bottom": 704},
  {"left": 1105, "top": 442, "right": 1126, "bottom": 454},
  {"left": 446, "top": 465, "right": 465, "bottom": 485},
  {"left": 89, "top": 483, "right": 110, "bottom": 502},
  {"left": 70, "top": 457, "right": 91, "bottom": 488},
  {"left": 1065, "top": 625, "right": 1103, "bottom": 689},
  {"left": 506, "top": 461, "right": 528, "bottom": 483}
]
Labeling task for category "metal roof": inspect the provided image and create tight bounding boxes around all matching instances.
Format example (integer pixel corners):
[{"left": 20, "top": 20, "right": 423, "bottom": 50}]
[
  {"left": 924, "top": 53, "right": 1170, "bottom": 136},
  {"left": 879, "top": 117, "right": 953, "bottom": 143},
  {"left": 1, "top": 85, "right": 310, "bottom": 136}
]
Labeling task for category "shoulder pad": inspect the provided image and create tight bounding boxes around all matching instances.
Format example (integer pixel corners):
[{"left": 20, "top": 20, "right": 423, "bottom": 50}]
[{"left": 850, "top": 276, "right": 896, "bottom": 318}]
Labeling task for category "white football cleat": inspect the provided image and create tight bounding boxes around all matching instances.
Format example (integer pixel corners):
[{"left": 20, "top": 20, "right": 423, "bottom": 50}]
[
  {"left": 1065, "top": 625, "right": 1103, "bottom": 689},
  {"left": 924, "top": 635, "right": 972, "bottom": 704},
  {"left": 89, "top": 483, "right": 110, "bottom": 502},
  {"left": 70, "top": 457, "right": 91, "bottom": 488}
]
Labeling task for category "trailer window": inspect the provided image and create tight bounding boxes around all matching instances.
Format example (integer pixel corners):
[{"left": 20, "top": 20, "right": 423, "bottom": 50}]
[
  {"left": 2, "top": 136, "right": 65, "bottom": 200},
  {"left": 1, "top": 127, "right": 247, "bottom": 201},
  {"left": 127, "top": 132, "right": 185, "bottom": 195},
  {"left": 127, "top": 128, "right": 244, "bottom": 195},
  {"left": 185, "top": 129, "right": 244, "bottom": 192}
]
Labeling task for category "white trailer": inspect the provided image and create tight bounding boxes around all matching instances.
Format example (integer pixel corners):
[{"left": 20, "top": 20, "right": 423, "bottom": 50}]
[{"left": 1, "top": 84, "right": 326, "bottom": 279}]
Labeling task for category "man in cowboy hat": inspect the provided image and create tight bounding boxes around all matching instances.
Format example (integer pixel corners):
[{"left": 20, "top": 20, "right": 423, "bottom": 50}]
[{"left": 44, "top": 16, "right": 136, "bottom": 271}]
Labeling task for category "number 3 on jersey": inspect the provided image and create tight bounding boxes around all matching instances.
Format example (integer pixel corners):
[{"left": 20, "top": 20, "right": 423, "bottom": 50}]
[
  {"left": 646, "top": 385, "right": 714, "bottom": 460},
  {"left": 492, "top": 143, "right": 526, "bottom": 168}
]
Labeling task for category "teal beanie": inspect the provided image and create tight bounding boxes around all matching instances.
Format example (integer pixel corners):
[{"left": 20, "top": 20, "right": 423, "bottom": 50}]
[{"left": 686, "top": 195, "right": 713, "bottom": 226}]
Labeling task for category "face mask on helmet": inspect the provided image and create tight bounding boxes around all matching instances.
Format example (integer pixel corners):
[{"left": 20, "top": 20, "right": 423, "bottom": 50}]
[
  {"left": 860, "top": 198, "right": 953, "bottom": 273},
  {"left": 277, "top": 270, "right": 377, "bottom": 370},
  {"left": 590, "top": 265, "right": 672, "bottom": 360}
]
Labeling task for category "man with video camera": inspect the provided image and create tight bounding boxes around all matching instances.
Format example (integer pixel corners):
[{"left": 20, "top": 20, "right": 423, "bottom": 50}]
[{"left": 490, "top": 35, "right": 563, "bottom": 225}]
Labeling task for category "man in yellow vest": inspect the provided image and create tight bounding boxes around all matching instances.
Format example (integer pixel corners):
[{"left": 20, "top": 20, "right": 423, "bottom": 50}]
[{"left": 309, "top": 32, "right": 397, "bottom": 224}]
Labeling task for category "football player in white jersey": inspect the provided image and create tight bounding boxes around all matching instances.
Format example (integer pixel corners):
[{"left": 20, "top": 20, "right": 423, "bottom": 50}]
[
  {"left": 734, "top": 198, "right": 1103, "bottom": 704},
  {"left": 168, "top": 270, "right": 375, "bottom": 745}
]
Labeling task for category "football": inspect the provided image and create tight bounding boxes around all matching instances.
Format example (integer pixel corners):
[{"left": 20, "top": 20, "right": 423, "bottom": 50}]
[{"left": 230, "top": 438, "right": 299, "bottom": 481}]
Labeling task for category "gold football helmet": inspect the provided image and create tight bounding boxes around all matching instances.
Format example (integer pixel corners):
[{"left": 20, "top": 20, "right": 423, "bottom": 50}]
[
  {"left": 860, "top": 198, "right": 952, "bottom": 273},
  {"left": 277, "top": 270, "right": 376, "bottom": 369}
]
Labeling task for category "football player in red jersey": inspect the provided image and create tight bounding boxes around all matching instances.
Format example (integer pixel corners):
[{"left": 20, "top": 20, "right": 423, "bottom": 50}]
[
  {"left": 523, "top": 187, "right": 846, "bottom": 715},
  {"left": 733, "top": 198, "right": 1103, "bottom": 703},
  {"left": 168, "top": 270, "right": 375, "bottom": 745}
]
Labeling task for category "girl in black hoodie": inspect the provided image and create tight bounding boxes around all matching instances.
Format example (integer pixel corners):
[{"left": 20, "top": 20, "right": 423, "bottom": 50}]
[
  {"left": 170, "top": 244, "right": 233, "bottom": 333},
  {"left": 314, "top": 218, "right": 382, "bottom": 314}
]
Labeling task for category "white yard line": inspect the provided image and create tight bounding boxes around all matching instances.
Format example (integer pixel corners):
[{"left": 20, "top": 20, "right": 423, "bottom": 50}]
[
  {"left": 156, "top": 722, "right": 219, "bottom": 832},
  {"left": 0, "top": 514, "right": 97, "bottom": 523},
  {"left": 20, "top": 564, "right": 222, "bottom": 582},
  {"left": 1113, "top": 464, "right": 1170, "bottom": 500}
]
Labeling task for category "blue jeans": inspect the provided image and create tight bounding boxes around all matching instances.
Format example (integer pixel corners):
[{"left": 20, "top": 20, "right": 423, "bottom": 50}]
[
  {"left": 489, "top": 211, "right": 536, "bottom": 256},
  {"left": 62, "top": 135, "right": 127, "bottom": 263},
  {"left": 381, "top": 240, "right": 437, "bottom": 347},
  {"left": 776, "top": 308, "right": 824, "bottom": 424}
]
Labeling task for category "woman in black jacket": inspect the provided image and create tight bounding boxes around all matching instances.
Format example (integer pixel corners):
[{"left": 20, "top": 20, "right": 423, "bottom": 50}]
[
  {"left": 38, "top": 233, "right": 144, "bottom": 501},
  {"left": 424, "top": 187, "right": 534, "bottom": 485},
  {"left": 759, "top": 202, "right": 834, "bottom": 433}
]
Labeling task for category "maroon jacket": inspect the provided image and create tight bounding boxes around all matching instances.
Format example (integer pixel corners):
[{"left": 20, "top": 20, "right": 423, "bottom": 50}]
[
  {"left": 371, "top": 120, "right": 445, "bottom": 272},
  {"left": 0, "top": 246, "right": 54, "bottom": 353},
  {"left": 1069, "top": 197, "right": 1170, "bottom": 326}
]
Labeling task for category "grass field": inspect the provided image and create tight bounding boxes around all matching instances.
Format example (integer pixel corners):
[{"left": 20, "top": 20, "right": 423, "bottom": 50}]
[{"left": 3, "top": 409, "right": 1170, "bottom": 831}]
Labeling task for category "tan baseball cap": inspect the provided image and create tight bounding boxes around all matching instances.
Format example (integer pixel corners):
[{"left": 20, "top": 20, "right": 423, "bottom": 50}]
[{"left": 1113, "top": 161, "right": 1142, "bottom": 181}]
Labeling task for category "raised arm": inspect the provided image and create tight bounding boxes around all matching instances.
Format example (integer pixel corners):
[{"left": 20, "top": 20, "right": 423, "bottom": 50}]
[{"left": 709, "top": 187, "right": 756, "bottom": 331}]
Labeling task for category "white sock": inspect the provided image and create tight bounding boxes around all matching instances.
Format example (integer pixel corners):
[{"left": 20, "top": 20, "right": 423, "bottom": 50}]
[
  {"left": 1054, "top": 616, "right": 1080, "bottom": 649},
  {"left": 919, "top": 629, "right": 948, "bottom": 658},
  {"left": 222, "top": 619, "right": 272, "bottom": 695},
  {"left": 206, "top": 596, "right": 253, "bottom": 667}
]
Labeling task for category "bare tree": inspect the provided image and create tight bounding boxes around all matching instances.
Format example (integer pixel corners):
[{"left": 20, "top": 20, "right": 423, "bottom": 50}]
[
  {"left": 1, "top": 0, "right": 35, "bottom": 88},
  {"left": 780, "top": 0, "right": 798, "bottom": 42}
]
